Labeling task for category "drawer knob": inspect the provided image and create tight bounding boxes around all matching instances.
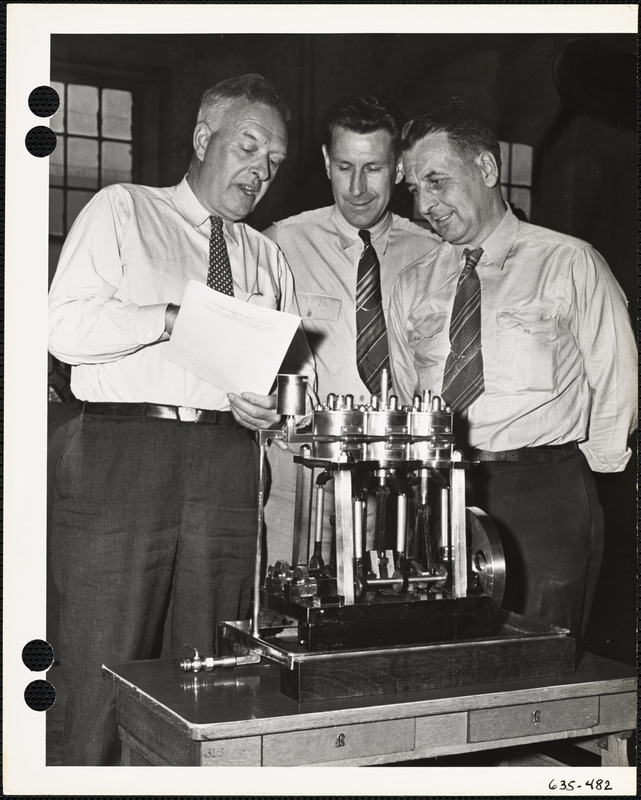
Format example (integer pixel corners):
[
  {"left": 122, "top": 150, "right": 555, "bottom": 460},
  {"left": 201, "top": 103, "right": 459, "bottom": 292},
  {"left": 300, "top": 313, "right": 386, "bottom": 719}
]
[
  {"left": 336, "top": 733, "right": 346, "bottom": 748},
  {"left": 532, "top": 709, "right": 541, "bottom": 724}
]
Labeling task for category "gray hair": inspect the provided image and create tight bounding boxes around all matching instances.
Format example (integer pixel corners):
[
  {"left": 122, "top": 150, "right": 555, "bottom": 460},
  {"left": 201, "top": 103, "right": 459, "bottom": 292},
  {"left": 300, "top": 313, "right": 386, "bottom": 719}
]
[
  {"left": 197, "top": 73, "right": 291, "bottom": 128},
  {"left": 402, "top": 97, "right": 501, "bottom": 173}
]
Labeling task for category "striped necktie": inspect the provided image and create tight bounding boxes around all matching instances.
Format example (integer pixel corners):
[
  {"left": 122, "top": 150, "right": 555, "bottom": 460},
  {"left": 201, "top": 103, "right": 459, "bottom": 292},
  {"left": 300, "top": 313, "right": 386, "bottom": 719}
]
[
  {"left": 356, "top": 229, "right": 392, "bottom": 395},
  {"left": 441, "top": 247, "right": 484, "bottom": 412},
  {"left": 207, "top": 216, "right": 234, "bottom": 296}
]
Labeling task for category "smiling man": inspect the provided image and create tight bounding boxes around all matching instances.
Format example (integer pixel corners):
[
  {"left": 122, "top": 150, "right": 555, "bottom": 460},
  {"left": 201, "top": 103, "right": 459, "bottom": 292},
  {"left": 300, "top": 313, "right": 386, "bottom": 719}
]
[
  {"left": 264, "top": 93, "right": 439, "bottom": 402},
  {"left": 48, "top": 74, "right": 310, "bottom": 765},
  {"left": 262, "top": 93, "right": 439, "bottom": 557},
  {"left": 389, "top": 97, "right": 637, "bottom": 643}
]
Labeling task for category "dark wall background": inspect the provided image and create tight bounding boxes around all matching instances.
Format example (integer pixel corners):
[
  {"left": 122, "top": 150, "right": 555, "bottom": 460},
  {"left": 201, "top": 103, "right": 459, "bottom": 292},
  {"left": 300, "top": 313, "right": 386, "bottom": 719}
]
[{"left": 48, "top": 33, "right": 637, "bottom": 664}]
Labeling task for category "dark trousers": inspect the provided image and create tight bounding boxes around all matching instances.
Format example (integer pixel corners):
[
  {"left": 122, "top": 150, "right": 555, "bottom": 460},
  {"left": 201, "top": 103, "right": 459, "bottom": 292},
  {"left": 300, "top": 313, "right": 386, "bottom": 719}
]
[
  {"left": 467, "top": 449, "right": 604, "bottom": 642},
  {"left": 51, "top": 414, "right": 258, "bottom": 766}
]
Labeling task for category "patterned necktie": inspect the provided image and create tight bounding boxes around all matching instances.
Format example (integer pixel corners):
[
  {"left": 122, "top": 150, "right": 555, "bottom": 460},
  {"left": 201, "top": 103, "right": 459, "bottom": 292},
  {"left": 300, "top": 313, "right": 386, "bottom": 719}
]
[
  {"left": 356, "top": 229, "right": 392, "bottom": 395},
  {"left": 207, "top": 216, "right": 234, "bottom": 296},
  {"left": 441, "top": 247, "right": 484, "bottom": 412}
]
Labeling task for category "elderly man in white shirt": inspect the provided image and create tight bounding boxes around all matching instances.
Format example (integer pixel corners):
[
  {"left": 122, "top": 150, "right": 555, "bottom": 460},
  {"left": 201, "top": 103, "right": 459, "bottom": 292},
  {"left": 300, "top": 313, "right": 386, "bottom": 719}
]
[
  {"left": 389, "top": 97, "right": 637, "bottom": 644},
  {"left": 48, "top": 73, "right": 311, "bottom": 766},
  {"left": 262, "top": 94, "right": 440, "bottom": 560}
]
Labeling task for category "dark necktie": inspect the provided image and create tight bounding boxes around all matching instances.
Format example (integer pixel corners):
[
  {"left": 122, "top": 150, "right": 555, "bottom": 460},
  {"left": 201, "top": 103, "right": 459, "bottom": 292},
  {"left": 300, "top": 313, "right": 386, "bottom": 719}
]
[
  {"left": 207, "top": 216, "right": 234, "bottom": 296},
  {"left": 441, "top": 247, "right": 484, "bottom": 412},
  {"left": 356, "top": 229, "right": 392, "bottom": 395}
]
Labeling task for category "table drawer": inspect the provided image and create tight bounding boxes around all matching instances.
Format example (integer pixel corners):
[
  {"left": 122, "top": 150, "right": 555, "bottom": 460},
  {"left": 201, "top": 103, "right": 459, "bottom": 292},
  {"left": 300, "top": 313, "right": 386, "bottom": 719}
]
[
  {"left": 599, "top": 692, "right": 636, "bottom": 730},
  {"left": 469, "top": 697, "right": 599, "bottom": 743},
  {"left": 262, "top": 719, "right": 415, "bottom": 765},
  {"left": 416, "top": 712, "right": 468, "bottom": 751}
]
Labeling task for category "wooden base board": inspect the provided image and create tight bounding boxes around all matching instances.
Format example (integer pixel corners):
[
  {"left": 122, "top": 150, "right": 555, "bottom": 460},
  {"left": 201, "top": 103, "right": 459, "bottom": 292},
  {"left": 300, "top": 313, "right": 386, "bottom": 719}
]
[
  {"left": 220, "top": 613, "right": 576, "bottom": 703},
  {"left": 280, "top": 635, "right": 576, "bottom": 702}
]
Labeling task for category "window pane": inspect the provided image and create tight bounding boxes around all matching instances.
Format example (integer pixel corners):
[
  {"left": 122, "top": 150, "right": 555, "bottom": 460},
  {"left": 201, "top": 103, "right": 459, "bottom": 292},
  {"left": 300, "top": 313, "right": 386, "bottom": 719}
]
[
  {"left": 67, "top": 137, "right": 99, "bottom": 188},
  {"left": 50, "top": 81, "right": 65, "bottom": 133},
  {"left": 510, "top": 187, "right": 531, "bottom": 220},
  {"left": 49, "top": 188, "right": 64, "bottom": 236},
  {"left": 67, "top": 190, "right": 95, "bottom": 229},
  {"left": 67, "top": 84, "right": 98, "bottom": 136},
  {"left": 499, "top": 140, "right": 510, "bottom": 183},
  {"left": 102, "top": 89, "right": 132, "bottom": 140},
  {"left": 50, "top": 136, "right": 64, "bottom": 185},
  {"left": 511, "top": 143, "right": 533, "bottom": 186},
  {"left": 101, "top": 141, "right": 132, "bottom": 186}
]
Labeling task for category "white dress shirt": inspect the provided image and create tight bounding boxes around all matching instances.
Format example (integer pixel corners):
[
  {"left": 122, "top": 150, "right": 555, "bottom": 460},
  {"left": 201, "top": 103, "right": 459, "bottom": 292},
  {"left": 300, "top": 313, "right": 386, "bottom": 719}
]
[
  {"left": 264, "top": 205, "right": 440, "bottom": 404},
  {"left": 48, "top": 176, "right": 309, "bottom": 409},
  {"left": 389, "top": 207, "right": 637, "bottom": 472}
]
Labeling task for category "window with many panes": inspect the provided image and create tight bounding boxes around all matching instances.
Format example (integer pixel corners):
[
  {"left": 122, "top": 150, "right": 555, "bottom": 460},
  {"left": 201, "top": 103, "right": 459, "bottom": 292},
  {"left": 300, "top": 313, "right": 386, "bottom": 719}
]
[
  {"left": 49, "top": 80, "right": 134, "bottom": 272},
  {"left": 48, "top": 78, "right": 137, "bottom": 401}
]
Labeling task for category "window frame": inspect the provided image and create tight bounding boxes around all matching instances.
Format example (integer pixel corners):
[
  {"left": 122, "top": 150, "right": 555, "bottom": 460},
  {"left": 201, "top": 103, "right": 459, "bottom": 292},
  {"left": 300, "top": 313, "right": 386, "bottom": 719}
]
[
  {"left": 499, "top": 139, "right": 533, "bottom": 221},
  {"left": 48, "top": 61, "right": 162, "bottom": 400},
  {"left": 49, "top": 62, "right": 161, "bottom": 242}
]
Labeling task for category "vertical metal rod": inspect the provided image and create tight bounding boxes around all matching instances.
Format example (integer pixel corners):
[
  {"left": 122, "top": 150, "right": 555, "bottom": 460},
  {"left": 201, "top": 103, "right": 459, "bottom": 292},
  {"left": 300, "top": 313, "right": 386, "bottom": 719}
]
[
  {"left": 252, "top": 441, "right": 267, "bottom": 636},
  {"left": 306, "top": 467, "right": 315, "bottom": 565},
  {"left": 314, "top": 485, "right": 325, "bottom": 545},
  {"left": 440, "top": 484, "right": 449, "bottom": 570},
  {"left": 396, "top": 493, "right": 407, "bottom": 554},
  {"left": 309, "top": 484, "right": 325, "bottom": 569},
  {"left": 375, "top": 471, "right": 388, "bottom": 553},
  {"left": 292, "top": 457, "right": 305, "bottom": 567},
  {"left": 334, "top": 470, "right": 355, "bottom": 604},
  {"left": 353, "top": 499, "right": 364, "bottom": 559},
  {"left": 380, "top": 367, "right": 389, "bottom": 407},
  {"left": 450, "top": 452, "right": 467, "bottom": 598}
]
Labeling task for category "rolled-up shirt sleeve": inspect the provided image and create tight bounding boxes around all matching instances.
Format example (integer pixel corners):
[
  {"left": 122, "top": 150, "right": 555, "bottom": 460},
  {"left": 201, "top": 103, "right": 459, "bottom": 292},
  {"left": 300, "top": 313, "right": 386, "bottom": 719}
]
[
  {"left": 573, "top": 246, "right": 638, "bottom": 472},
  {"left": 48, "top": 187, "right": 167, "bottom": 365},
  {"left": 388, "top": 270, "right": 420, "bottom": 405}
]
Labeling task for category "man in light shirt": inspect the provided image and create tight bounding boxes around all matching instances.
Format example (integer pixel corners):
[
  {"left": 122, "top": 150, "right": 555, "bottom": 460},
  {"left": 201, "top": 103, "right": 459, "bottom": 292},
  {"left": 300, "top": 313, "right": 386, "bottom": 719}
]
[
  {"left": 262, "top": 93, "right": 440, "bottom": 559},
  {"left": 389, "top": 97, "right": 637, "bottom": 641},
  {"left": 48, "top": 74, "right": 310, "bottom": 765}
]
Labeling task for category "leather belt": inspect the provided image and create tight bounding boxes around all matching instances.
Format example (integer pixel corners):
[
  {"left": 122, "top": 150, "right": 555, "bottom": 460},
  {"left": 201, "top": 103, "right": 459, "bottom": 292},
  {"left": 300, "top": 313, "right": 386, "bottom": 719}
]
[
  {"left": 80, "top": 402, "right": 238, "bottom": 426},
  {"left": 468, "top": 442, "right": 579, "bottom": 463}
]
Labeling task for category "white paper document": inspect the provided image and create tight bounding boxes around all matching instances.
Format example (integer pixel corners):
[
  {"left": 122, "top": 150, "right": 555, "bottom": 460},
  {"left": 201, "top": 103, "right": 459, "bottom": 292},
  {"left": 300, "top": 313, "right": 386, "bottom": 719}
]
[{"left": 165, "top": 280, "right": 301, "bottom": 395}]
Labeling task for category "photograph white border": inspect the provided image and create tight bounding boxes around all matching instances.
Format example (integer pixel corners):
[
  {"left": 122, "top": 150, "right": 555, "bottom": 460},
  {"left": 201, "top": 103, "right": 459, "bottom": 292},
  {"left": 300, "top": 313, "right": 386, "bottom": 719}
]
[{"left": 4, "top": 3, "right": 638, "bottom": 796}]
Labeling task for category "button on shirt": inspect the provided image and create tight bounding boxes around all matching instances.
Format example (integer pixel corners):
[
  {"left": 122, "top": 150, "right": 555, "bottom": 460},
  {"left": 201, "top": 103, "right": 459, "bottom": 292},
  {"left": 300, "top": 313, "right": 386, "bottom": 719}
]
[
  {"left": 389, "top": 207, "right": 637, "bottom": 472},
  {"left": 264, "top": 205, "right": 440, "bottom": 404},
  {"left": 48, "top": 176, "right": 307, "bottom": 408}
]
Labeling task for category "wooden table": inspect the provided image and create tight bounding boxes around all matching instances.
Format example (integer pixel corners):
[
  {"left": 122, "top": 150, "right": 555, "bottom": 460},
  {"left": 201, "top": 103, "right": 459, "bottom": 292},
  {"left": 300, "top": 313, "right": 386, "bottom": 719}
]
[{"left": 103, "top": 652, "right": 635, "bottom": 767}]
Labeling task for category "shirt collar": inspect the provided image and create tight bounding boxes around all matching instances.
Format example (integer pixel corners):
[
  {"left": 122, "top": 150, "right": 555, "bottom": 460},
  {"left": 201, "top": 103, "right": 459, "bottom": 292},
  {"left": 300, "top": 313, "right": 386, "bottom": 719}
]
[
  {"left": 175, "top": 175, "right": 240, "bottom": 246},
  {"left": 476, "top": 204, "right": 518, "bottom": 270},
  {"left": 447, "top": 204, "right": 517, "bottom": 273},
  {"left": 331, "top": 205, "right": 393, "bottom": 254}
]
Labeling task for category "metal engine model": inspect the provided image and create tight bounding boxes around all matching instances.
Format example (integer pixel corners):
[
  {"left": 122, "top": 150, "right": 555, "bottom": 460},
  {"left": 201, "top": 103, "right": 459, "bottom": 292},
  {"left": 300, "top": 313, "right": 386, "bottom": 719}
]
[
  {"left": 261, "top": 373, "right": 507, "bottom": 653},
  {"left": 183, "top": 373, "right": 576, "bottom": 701},
  {"left": 214, "top": 373, "right": 504, "bottom": 653}
]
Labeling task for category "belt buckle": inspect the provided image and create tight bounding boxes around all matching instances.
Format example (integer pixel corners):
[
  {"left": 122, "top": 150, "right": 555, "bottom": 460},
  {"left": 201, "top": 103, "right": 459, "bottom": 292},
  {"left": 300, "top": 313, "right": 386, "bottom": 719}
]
[{"left": 177, "top": 406, "right": 199, "bottom": 423}]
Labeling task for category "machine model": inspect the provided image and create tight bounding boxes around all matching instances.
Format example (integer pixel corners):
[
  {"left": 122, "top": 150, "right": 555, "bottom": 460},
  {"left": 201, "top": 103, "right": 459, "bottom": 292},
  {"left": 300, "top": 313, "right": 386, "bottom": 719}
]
[{"left": 184, "top": 373, "right": 575, "bottom": 702}]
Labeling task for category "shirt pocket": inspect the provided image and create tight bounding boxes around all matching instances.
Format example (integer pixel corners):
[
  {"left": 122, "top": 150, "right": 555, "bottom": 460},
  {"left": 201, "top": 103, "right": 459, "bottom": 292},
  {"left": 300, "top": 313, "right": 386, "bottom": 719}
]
[
  {"left": 495, "top": 308, "right": 560, "bottom": 392},
  {"left": 298, "top": 292, "right": 343, "bottom": 376},
  {"left": 408, "top": 311, "right": 448, "bottom": 369}
]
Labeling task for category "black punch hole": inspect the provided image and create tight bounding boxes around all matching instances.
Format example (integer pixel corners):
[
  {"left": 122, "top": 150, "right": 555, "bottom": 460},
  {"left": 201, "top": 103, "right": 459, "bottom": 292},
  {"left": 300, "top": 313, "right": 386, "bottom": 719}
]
[
  {"left": 28, "top": 85, "right": 60, "bottom": 117},
  {"left": 24, "top": 679, "right": 56, "bottom": 711},
  {"left": 25, "top": 126, "right": 57, "bottom": 157},
  {"left": 22, "top": 639, "right": 54, "bottom": 671}
]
